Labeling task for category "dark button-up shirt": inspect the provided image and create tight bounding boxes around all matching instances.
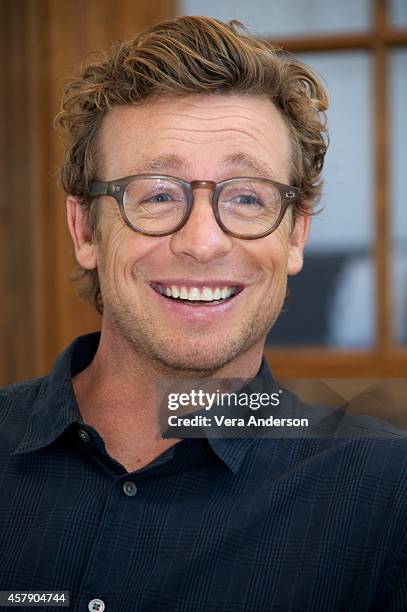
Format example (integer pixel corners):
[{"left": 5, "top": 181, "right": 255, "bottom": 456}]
[{"left": 0, "top": 333, "right": 406, "bottom": 611}]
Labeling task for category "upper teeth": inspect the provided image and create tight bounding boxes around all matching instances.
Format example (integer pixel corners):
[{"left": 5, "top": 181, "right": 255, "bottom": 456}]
[{"left": 156, "top": 285, "right": 235, "bottom": 301}]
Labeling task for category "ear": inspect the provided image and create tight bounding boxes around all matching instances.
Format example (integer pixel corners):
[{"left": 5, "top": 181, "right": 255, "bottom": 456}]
[
  {"left": 66, "top": 196, "right": 97, "bottom": 270},
  {"left": 287, "top": 214, "right": 311, "bottom": 276}
]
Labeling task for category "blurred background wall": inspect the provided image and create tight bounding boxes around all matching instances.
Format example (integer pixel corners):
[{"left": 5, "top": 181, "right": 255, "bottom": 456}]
[{"left": 1, "top": 0, "right": 406, "bottom": 386}]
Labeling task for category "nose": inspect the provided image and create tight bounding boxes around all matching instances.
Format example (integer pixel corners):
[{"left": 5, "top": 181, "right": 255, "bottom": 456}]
[{"left": 169, "top": 187, "right": 234, "bottom": 262}]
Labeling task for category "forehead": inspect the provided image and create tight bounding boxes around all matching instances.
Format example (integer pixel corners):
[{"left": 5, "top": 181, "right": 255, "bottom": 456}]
[{"left": 97, "top": 93, "right": 291, "bottom": 182}]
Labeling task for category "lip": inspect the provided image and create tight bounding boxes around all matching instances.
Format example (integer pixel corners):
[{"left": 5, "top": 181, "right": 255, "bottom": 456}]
[{"left": 148, "top": 282, "right": 245, "bottom": 322}]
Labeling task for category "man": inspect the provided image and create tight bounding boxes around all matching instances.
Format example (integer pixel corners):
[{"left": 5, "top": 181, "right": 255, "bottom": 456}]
[{"left": 0, "top": 16, "right": 406, "bottom": 612}]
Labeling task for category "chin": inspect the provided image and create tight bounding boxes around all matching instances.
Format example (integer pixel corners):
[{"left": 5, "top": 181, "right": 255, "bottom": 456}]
[
  {"left": 108, "top": 295, "right": 283, "bottom": 376},
  {"left": 144, "top": 339, "right": 241, "bottom": 377},
  {"left": 116, "top": 322, "right": 242, "bottom": 375}
]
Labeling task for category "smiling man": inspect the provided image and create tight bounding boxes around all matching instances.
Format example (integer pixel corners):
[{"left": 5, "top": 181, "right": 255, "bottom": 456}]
[
  {"left": 78, "top": 95, "right": 301, "bottom": 377},
  {"left": 1, "top": 16, "right": 406, "bottom": 612},
  {"left": 69, "top": 92, "right": 310, "bottom": 470}
]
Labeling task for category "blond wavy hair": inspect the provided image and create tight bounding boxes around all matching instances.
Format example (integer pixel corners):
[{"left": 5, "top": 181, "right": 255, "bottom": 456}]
[{"left": 56, "top": 16, "right": 329, "bottom": 314}]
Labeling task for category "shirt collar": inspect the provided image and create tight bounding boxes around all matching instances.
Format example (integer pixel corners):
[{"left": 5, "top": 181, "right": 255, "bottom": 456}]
[
  {"left": 11, "top": 333, "right": 100, "bottom": 455},
  {"left": 12, "top": 333, "right": 274, "bottom": 475}
]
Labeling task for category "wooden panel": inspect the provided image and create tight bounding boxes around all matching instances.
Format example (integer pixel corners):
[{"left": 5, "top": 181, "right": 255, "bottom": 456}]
[
  {"left": 0, "top": 0, "right": 50, "bottom": 385},
  {"left": 383, "top": 29, "right": 407, "bottom": 44},
  {"left": 264, "top": 33, "right": 376, "bottom": 52},
  {"left": 0, "top": 1, "right": 16, "bottom": 385},
  {"left": 1, "top": 0, "right": 176, "bottom": 386},
  {"left": 267, "top": 348, "right": 407, "bottom": 378},
  {"left": 264, "top": 30, "right": 407, "bottom": 53}
]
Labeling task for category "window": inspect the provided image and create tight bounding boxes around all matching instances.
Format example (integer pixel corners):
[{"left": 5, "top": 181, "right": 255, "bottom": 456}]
[{"left": 180, "top": 0, "right": 407, "bottom": 375}]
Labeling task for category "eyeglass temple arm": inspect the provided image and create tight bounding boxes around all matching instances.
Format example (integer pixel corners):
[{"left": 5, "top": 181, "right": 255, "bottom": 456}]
[{"left": 89, "top": 181, "right": 109, "bottom": 197}]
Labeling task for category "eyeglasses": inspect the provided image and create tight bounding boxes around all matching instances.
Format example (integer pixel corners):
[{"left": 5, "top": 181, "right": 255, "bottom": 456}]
[{"left": 89, "top": 174, "right": 299, "bottom": 240}]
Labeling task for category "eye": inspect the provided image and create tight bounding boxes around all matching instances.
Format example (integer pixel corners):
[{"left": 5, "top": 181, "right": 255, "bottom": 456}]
[
  {"left": 146, "top": 192, "right": 174, "bottom": 204},
  {"left": 222, "top": 191, "right": 263, "bottom": 207},
  {"left": 234, "top": 194, "right": 262, "bottom": 206}
]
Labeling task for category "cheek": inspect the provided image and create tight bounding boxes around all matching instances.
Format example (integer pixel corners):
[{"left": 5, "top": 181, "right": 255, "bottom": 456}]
[
  {"left": 97, "top": 221, "right": 134, "bottom": 287},
  {"left": 97, "top": 220, "right": 161, "bottom": 288},
  {"left": 244, "top": 228, "right": 290, "bottom": 277}
]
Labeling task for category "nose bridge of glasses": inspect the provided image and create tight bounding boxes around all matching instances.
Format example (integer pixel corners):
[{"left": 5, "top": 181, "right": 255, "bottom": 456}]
[
  {"left": 189, "top": 180, "right": 217, "bottom": 197},
  {"left": 181, "top": 180, "right": 228, "bottom": 239},
  {"left": 185, "top": 180, "right": 218, "bottom": 229}
]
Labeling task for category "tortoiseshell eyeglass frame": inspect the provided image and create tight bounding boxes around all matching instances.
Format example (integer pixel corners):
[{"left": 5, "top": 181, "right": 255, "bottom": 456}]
[{"left": 89, "top": 174, "right": 300, "bottom": 240}]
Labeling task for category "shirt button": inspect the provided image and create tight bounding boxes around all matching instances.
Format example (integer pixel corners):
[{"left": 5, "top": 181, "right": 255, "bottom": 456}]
[
  {"left": 88, "top": 599, "right": 105, "bottom": 612},
  {"left": 78, "top": 429, "right": 90, "bottom": 443},
  {"left": 122, "top": 480, "right": 137, "bottom": 496}
]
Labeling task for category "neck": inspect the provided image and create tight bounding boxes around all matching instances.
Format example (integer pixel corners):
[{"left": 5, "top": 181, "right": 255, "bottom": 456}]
[{"left": 72, "top": 321, "right": 265, "bottom": 472}]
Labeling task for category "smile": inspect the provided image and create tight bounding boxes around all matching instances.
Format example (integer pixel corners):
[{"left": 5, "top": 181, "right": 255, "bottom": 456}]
[{"left": 150, "top": 283, "right": 243, "bottom": 305}]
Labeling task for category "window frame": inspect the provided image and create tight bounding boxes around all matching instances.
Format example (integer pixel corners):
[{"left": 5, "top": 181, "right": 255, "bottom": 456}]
[{"left": 264, "top": 0, "right": 407, "bottom": 377}]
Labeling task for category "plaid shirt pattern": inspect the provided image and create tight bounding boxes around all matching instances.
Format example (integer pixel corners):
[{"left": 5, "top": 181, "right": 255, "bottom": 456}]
[{"left": 0, "top": 333, "right": 406, "bottom": 611}]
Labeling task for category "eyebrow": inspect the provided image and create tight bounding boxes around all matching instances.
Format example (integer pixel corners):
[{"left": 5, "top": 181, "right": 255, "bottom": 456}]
[
  {"left": 131, "top": 154, "right": 188, "bottom": 175},
  {"left": 130, "top": 151, "right": 277, "bottom": 179},
  {"left": 223, "top": 152, "right": 277, "bottom": 179}
]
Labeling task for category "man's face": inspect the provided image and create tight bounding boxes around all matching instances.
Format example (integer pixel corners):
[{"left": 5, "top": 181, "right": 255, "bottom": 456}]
[{"left": 71, "top": 94, "right": 309, "bottom": 374}]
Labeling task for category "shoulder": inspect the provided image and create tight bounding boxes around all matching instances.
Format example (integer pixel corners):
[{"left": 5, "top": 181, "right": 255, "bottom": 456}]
[
  {"left": 0, "top": 377, "right": 48, "bottom": 454},
  {"left": 0, "top": 376, "right": 46, "bottom": 398},
  {"left": 0, "top": 376, "right": 46, "bottom": 421},
  {"left": 253, "top": 399, "right": 407, "bottom": 491},
  {"left": 252, "top": 433, "right": 407, "bottom": 538},
  {"left": 272, "top": 385, "right": 407, "bottom": 449}
]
